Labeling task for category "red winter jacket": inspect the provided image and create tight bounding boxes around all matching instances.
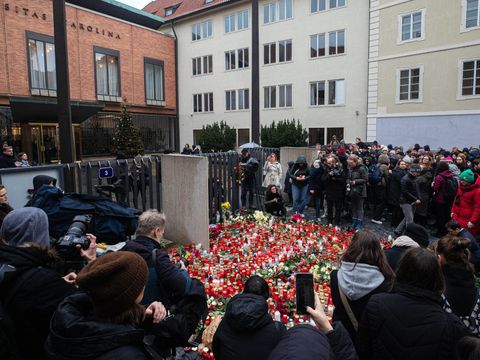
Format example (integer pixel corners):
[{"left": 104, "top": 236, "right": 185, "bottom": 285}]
[{"left": 451, "top": 183, "right": 480, "bottom": 236}]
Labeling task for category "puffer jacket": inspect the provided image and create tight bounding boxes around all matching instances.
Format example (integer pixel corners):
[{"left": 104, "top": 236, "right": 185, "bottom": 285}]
[
  {"left": 46, "top": 292, "right": 150, "bottom": 360},
  {"left": 451, "top": 182, "right": 480, "bottom": 236},
  {"left": 213, "top": 293, "right": 286, "bottom": 360},
  {"left": 348, "top": 165, "right": 368, "bottom": 198},
  {"left": 399, "top": 173, "right": 420, "bottom": 205},
  {"left": 356, "top": 283, "right": 470, "bottom": 360}
]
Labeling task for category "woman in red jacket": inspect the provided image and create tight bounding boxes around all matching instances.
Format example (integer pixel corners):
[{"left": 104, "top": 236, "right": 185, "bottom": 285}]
[{"left": 451, "top": 169, "right": 480, "bottom": 237}]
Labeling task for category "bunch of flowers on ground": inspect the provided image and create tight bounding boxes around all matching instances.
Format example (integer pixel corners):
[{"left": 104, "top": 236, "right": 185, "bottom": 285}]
[{"left": 169, "top": 212, "right": 356, "bottom": 358}]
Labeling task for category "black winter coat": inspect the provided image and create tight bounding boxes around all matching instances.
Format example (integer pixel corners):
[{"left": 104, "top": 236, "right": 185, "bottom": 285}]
[
  {"left": 46, "top": 292, "right": 150, "bottom": 360},
  {"left": 0, "top": 245, "right": 77, "bottom": 360},
  {"left": 322, "top": 165, "right": 347, "bottom": 202},
  {"left": 123, "top": 235, "right": 192, "bottom": 305},
  {"left": 330, "top": 270, "right": 391, "bottom": 341},
  {"left": 357, "top": 283, "right": 470, "bottom": 360},
  {"left": 0, "top": 154, "right": 16, "bottom": 169},
  {"left": 268, "top": 323, "right": 358, "bottom": 360},
  {"left": 388, "top": 168, "right": 407, "bottom": 206},
  {"left": 213, "top": 293, "right": 286, "bottom": 360},
  {"left": 399, "top": 173, "right": 420, "bottom": 204},
  {"left": 442, "top": 264, "right": 477, "bottom": 317},
  {"left": 308, "top": 166, "right": 324, "bottom": 193},
  {"left": 348, "top": 165, "right": 368, "bottom": 198}
]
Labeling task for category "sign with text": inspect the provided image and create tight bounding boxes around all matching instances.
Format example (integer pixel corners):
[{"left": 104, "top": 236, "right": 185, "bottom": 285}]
[{"left": 98, "top": 167, "right": 114, "bottom": 179}]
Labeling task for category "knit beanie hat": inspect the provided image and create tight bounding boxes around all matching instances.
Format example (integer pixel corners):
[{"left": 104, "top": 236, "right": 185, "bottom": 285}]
[
  {"left": 76, "top": 252, "right": 148, "bottom": 317},
  {"left": 409, "top": 164, "right": 422, "bottom": 175},
  {"left": 459, "top": 169, "right": 475, "bottom": 184},
  {"left": 404, "top": 223, "right": 430, "bottom": 248}
]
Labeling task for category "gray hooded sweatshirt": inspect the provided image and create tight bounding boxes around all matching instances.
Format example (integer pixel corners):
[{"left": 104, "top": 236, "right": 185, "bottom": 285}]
[
  {"left": 0, "top": 207, "right": 50, "bottom": 247},
  {"left": 337, "top": 261, "right": 385, "bottom": 301}
]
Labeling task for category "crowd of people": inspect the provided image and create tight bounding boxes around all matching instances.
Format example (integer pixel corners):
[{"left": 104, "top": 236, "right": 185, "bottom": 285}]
[
  {"left": 1, "top": 141, "right": 480, "bottom": 359},
  {"left": 256, "top": 141, "right": 480, "bottom": 240}
]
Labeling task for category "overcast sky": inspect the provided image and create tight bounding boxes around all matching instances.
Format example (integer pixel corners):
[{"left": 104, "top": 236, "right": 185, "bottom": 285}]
[{"left": 118, "top": 0, "right": 152, "bottom": 10}]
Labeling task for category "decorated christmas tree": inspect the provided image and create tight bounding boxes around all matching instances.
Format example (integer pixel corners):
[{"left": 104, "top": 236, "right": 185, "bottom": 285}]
[{"left": 112, "top": 103, "right": 144, "bottom": 157}]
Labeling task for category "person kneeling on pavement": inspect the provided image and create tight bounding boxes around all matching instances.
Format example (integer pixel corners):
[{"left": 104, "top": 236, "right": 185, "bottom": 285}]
[
  {"left": 213, "top": 275, "right": 287, "bottom": 360},
  {"left": 46, "top": 251, "right": 168, "bottom": 359},
  {"left": 123, "top": 210, "right": 207, "bottom": 355}
]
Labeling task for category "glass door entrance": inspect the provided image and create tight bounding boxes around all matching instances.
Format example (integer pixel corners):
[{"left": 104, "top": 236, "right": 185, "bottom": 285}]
[{"left": 30, "top": 124, "right": 60, "bottom": 164}]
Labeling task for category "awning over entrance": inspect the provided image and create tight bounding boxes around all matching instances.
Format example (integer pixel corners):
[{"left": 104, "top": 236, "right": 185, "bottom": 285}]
[{"left": 9, "top": 96, "right": 104, "bottom": 124}]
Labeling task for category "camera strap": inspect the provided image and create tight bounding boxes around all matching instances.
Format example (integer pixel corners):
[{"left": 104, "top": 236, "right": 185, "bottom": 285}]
[{"left": 338, "top": 286, "right": 359, "bottom": 332}]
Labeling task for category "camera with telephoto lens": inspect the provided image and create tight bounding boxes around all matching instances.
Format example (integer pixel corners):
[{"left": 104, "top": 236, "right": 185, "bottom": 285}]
[{"left": 54, "top": 215, "right": 92, "bottom": 260}]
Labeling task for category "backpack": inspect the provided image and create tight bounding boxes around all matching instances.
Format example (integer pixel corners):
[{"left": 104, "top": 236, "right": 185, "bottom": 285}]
[
  {"left": 0, "top": 264, "right": 37, "bottom": 360},
  {"left": 368, "top": 165, "right": 383, "bottom": 185},
  {"left": 444, "top": 177, "right": 458, "bottom": 203}
]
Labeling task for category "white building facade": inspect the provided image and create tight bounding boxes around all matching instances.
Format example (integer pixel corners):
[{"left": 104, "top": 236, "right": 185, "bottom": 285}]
[
  {"left": 167, "top": 0, "right": 370, "bottom": 147},
  {"left": 367, "top": 0, "right": 480, "bottom": 149}
]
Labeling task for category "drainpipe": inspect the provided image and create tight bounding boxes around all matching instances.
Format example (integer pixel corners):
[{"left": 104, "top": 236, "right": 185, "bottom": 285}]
[{"left": 172, "top": 21, "right": 180, "bottom": 153}]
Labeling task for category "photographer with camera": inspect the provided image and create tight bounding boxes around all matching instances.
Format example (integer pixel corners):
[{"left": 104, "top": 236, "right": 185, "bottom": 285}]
[
  {"left": 0, "top": 208, "right": 96, "bottom": 360},
  {"left": 123, "top": 210, "right": 207, "bottom": 355}
]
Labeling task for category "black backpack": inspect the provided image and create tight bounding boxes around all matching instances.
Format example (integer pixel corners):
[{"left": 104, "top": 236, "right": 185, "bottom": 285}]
[
  {"left": 0, "top": 264, "right": 37, "bottom": 360},
  {"left": 368, "top": 165, "right": 383, "bottom": 185},
  {"left": 246, "top": 157, "right": 259, "bottom": 173},
  {"left": 444, "top": 177, "right": 459, "bottom": 203}
]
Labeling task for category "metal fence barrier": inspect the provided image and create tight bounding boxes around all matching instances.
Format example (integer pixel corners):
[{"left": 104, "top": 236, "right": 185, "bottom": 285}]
[{"left": 203, "top": 147, "right": 279, "bottom": 222}]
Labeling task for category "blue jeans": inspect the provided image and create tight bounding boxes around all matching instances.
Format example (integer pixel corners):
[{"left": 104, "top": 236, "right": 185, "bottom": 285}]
[
  {"left": 241, "top": 178, "right": 255, "bottom": 208},
  {"left": 292, "top": 185, "right": 309, "bottom": 213}
]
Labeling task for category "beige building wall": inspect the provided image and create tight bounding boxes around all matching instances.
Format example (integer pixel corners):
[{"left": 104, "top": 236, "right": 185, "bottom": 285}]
[
  {"left": 170, "top": 0, "right": 369, "bottom": 147},
  {"left": 368, "top": 0, "right": 480, "bottom": 147}
]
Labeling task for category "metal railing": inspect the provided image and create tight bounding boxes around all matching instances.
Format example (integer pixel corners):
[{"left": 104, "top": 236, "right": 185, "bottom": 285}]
[{"left": 203, "top": 147, "right": 279, "bottom": 222}]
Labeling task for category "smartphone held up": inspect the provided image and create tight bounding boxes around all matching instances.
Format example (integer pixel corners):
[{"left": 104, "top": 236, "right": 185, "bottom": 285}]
[{"left": 295, "top": 272, "right": 314, "bottom": 315}]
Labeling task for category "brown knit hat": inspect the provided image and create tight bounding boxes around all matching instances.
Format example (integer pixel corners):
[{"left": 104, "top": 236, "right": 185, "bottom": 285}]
[{"left": 76, "top": 252, "right": 148, "bottom": 317}]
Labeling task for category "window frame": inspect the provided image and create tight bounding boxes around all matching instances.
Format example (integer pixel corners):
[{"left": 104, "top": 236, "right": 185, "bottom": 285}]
[
  {"left": 26, "top": 31, "right": 57, "bottom": 97},
  {"left": 192, "top": 55, "right": 213, "bottom": 76},
  {"left": 457, "top": 58, "right": 480, "bottom": 99},
  {"left": 309, "top": 79, "right": 345, "bottom": 107},
  {"left": 397, "top": 9, "right": 426, "bottom": 44},
  {"left": 264, "top": 86, "right": 277, "bottom": 108},
  {"left": 310, "top": 33, "right": 326, "bottom": 58},
  {"left": 328, "top": 30, "right": 345, "bottom": 56},
  {"left": 193, "top": 92, "right": 214, "bottom": 113},
  {"left": 311, "top": 0, "right": 346, "bottom": 14},
  {"left": 395, "top": 66, "right": 424, "bottom": 104},
  {"left": 462, "top": 0, "right": 480, "bottom": 31},
  {"left": 144, "top": 57, "right": 165, "bottom": 106},
  {"left": 278, "top": 39, "right": 293, "bottom": 63},
  {"left": 278, "top": 84, "right": 293, "bottom": 108},
  {"left": 192, "top": 20, "right": 213, "bottom": 42},
  {"left": 263, "top": 0, "right": 293, "bottom": 24},
  {"left": 225, "top": 50, "right": 236, "bottom": 71},
  {"left": 93, "top": 46, "right": 121, "bottom": 102},
  {"left": 238, "top": 48, "right": 249, "bottom": 69}
]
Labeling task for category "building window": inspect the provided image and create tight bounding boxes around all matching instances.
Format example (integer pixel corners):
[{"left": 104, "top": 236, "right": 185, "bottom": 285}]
[
  {"left": 145, "top": 58, "right": 164, "bottom": 106},
  {"left": 226, "top": 90, "right": 237, "bottom": 111},
  {"left": 27, "top": 32, "right": 57, "bottom": 97},
  {"left": 237, "top": 129, "right": 250, "bottom": 146},
  {"left": 309, "top": 128, "right": 325, "bottom": 146},
  {"left": 264, "top": 0, "right": 293, "bottom": 24},
  {"left": 327, "top": 127, "right": 344, "bottom": 143},
  {"left": 264, "top": 86, "right": 277, "bottom": 108},
  {"left": 465, "top": 0, "right": 480, "bottom": 28},
  {"left": 310, "top": 79, "right": 345, "bottom": 106},
  {"left": 264, "top": 42, "right": 276, "bottom": 64},
  {"left": 165, "top": 5, "right": 179, "bottom": 16},
  {"left": 328, "top": 30, "right": 345, "bottom": 55},
  {"left": 238, "top": 48, "right": 249, "bottom": 69},
  {"left": 310, "top": 33, "right": 325, "bottom": 58},
  {"left": 279, "top": 84, "right": 293, "bottom": 107},
  {"left": 238, "top": 10, "right": 249, "bottom": 30},
  {"left": 311, "top": 0, "right": 345, "bottom": 13},
  {"left": 193, "top": 92, "right": 214, "bottom": 113},
  {"left": 225, "top": 50, "right": 236, "bottom": 70},
  {"left": 264, "top": 40, "right": 292, "bottom": 65},
  {"left": 225, "top": 14, "right": 236, "bottom": 33},
  {"left": 400, "top": 10, "right": 424, "bottom": 42},
  {"left": 192, "top": 20, "right": 212, "bottom": 41},
  {"left": 226, "top": 89, "right": 250, "bottom": 111},
  {"left": 238, "top": 89, "right": 250, "bottom": 110},
  {"left": 278, "top": 39, "right": 292, "bottom": 62},
  {"left": 397, "top": 67, "right": 423, "bottom": 102},
  {"left": 205, "top": 0, "right": 213, "bottom": 3},
  {"left": 94, "top": 47, "right": 121, "bottom": 102},
  {"left": 192, "top": 55, "right": 213, "bottom": 76},
  {"left": 461, "top": 59, "right": 480, "bottom": 97}
]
